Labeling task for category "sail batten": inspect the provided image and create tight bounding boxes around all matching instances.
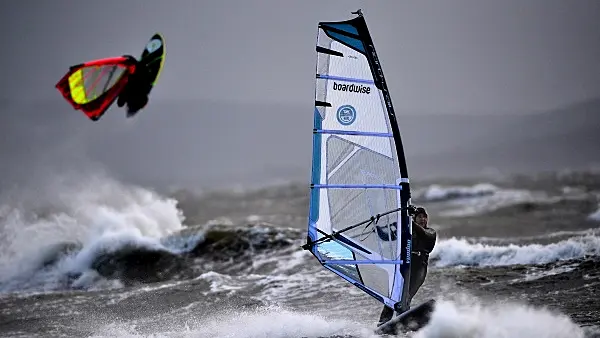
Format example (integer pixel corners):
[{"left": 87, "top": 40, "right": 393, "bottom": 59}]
[
  {"left": 305, "top": 10, "right": 413, "bottom": 313},
  {"left": 311, "top": 184, "right": 402, "bottom": 189},
  {"left": 314, "top": 129, "right": 393, "bottom": 137},
  {"left": 316, "top": 74, "right": 375, "bottom": 85}
]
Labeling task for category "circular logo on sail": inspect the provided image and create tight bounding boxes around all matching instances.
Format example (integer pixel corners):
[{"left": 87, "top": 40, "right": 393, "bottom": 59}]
[
  {"left": 146, "top": 39, "right": 162, "bottom": 53},
  {"left": 336, "top": 105, "right": 356, "bottom": 126}
]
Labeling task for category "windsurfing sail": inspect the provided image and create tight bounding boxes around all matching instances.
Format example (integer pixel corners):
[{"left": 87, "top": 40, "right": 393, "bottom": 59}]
[
  {"left": 56, "top": 56, "right": 136, "bottom": 121},
  {"left": 303, "top": 9, "right": 413, "bottom": 314}
]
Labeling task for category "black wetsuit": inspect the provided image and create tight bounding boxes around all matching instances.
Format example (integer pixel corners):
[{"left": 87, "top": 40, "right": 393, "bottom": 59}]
[
  {"left": 117, "top": 56, "right": 153, "bottom": 117},
  {"left": 378, "top": 220, "right": 437, "bottom": 325}
]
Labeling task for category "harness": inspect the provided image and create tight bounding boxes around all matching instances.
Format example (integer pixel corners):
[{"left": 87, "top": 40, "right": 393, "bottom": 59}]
[{"left": 411, "top": 250, "right": 429, "bottom": 258}]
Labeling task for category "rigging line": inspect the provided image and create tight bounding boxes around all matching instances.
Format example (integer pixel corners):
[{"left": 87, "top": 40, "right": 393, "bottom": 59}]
[
  {"left": 302, "top": 206, "right": 406, "bottom": 250},
  {"left": 357, "top": 209, "right": 395, "bottom": 241}
]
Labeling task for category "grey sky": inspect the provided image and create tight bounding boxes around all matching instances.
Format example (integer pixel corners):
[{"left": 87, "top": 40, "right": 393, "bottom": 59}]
[
  {"left": 2, "top": 0, "right": 599, "bottom": 114},
  {"left": 0, "top": 1, "right": 599, "bottom": 191}
]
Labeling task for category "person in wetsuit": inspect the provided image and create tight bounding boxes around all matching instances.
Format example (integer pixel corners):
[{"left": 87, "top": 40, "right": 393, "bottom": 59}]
[
  {"left": 377, "top": 205, "right": 437, "bottom": 327},
  {"left": 117, "top": 55, "right": 153, "bottom": 118}
]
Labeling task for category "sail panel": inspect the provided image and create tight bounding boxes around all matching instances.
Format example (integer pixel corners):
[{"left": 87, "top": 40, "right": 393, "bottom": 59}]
[
  {"left": 56, "top": 56, "right": 135, "bottom": 121},
  {"left": 67, "top": 63, "right": 126, "bottom": 105}
]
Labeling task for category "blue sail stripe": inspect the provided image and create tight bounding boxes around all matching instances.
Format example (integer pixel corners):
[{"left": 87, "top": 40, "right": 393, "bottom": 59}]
[
  {"left": 315, "top": 129, "right": 393, "bottom": 137},
  {"left": 312, "top": 184, "right": 402, "bottom": 190},
  {"left": 324, "top": 260, "right": 404, "bottom": 265},
  {"left": 317, "top": 74, "right": 374, "bottom": 85}
]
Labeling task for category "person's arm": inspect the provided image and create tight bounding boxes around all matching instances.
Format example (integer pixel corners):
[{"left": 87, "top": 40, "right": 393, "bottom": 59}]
[
  {"left": 121, "top": 55, "right": 138, "bottom": 65},
  {"left": 413, "top": 222, "right": 435, "bottom": 239},
  {"left": 412, "top": 222, "right": 436, "bottom": 252}
]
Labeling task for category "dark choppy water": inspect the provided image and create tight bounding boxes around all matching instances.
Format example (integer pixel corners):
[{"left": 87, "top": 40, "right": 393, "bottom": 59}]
[{"left": 1, "top": 170, "right": 599, "bottom": 337}]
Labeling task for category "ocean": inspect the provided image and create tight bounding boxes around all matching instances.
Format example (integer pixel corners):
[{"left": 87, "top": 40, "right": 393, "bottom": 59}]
[{"left": 1, "top": 169, "right": 599, "bottom": 337}]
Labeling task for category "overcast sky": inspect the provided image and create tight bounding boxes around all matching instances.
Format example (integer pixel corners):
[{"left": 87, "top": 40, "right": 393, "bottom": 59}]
[
  {"left": 1, "top": 0, "right": 599, "bottom": 114},
  {"left": 0, "top": 1, "right": 599, "bottom": 191}
]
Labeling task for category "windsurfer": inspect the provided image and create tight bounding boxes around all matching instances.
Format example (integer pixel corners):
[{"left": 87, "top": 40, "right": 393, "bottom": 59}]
[
  {"left": 377, "top": 205, "right": 437, "bottom": 326},
  {"left": 117, "top": 55, "right": 153, "bottom": 117}
]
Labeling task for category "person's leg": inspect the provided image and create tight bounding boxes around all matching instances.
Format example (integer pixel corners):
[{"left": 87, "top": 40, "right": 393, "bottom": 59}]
[
  {"left": 126, "top": 94, "right": 148, "bottom": 113},
  {"left": 377, "top": 305, "right": 399, "bottom": 335},
  {"left": 117, "top": 90, "right": 128, "bottom": 107},
  {"left": 378, "top": 305, "right": 394, "bottom": 325},
  {"left": 408, "top": 261, "right": 428, "bottom": 305}
]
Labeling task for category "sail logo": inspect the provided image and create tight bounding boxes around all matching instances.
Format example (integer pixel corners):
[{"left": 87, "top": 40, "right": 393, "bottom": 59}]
[
  {"left": 333, "top": 82, "right": 371, "bottom": 94},
  {"left": 336, "top": 105, "right": 356, "bottom": 125},
  {"left": 146, "top": 39, "right": 162, "bottom": 53}
]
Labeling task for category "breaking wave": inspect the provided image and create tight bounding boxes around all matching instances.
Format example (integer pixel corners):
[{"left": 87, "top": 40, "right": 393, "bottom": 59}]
[
  {"left": 431, "top": 234, "right": 600, "bottom": 267},
  {"left": 419, "top": 183, "right": 498, "bottom": 202},
  {"left": 414, "top": 182, "right": 556, "bottom": 217},
  {"left": 0, "top": 173, "right": 186, "bottom": 293},
  {"left": 414, "top": 296, "right": 587, "bottom": 338},
  {"left": 589, "top": 205, "right": 600, "bottom": 221}
]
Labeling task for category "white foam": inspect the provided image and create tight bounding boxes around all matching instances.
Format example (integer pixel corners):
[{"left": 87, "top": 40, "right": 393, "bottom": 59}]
[
  {"left": 89, "top": 305, "right": 379, "bottom": 338},
  {"left": 82, "top": 297, "right": 592, "bottom": 338},
  {"left": 193, "top": 306, "right": 377, "bottom": 338},
  {"left": 421, "top": 183, "right": 499, "bottom": 202},
  {"left": 442, "top": 189, "right": 547, "bottom": 217},
  {"left": 473, "top": 228, "right": 600, "bottom": 245},
  {"left": 588, "top": 205, "right": 600, "bottom": 221},
  {"left": 431, "top": 234, "right": 600, "bottom": 267},
  {"left": 0, "top": 173, "right": 186, "bottom": 293},
  {"left": 520, "top": 263, "right": 578, "bottom": 282},
  {"left": 415, "top": 297, "right": 586, "bottom": 338},
  {"left": 160, "top": 231, "right": 205, "bottom": 254},
  {"left": 415, "top": 182, "right": 554, "bottom": 217},
  {"left": 197, "top": 271, "right": 263, "bottom": 295},
  {"left": 246, "top": 214, "right": 262, "bottom": 222},
  {"left": 250, "top": 247, "right": 310, "bottom": 275}
]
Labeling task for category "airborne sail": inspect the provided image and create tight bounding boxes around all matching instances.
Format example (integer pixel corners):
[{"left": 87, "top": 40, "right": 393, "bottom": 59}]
[
  {"left": 303, "top": 10, "right": 413, "bottom": 314},
  {"left": 56, "top": 56, "right": 135, "bottom": 121}
]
